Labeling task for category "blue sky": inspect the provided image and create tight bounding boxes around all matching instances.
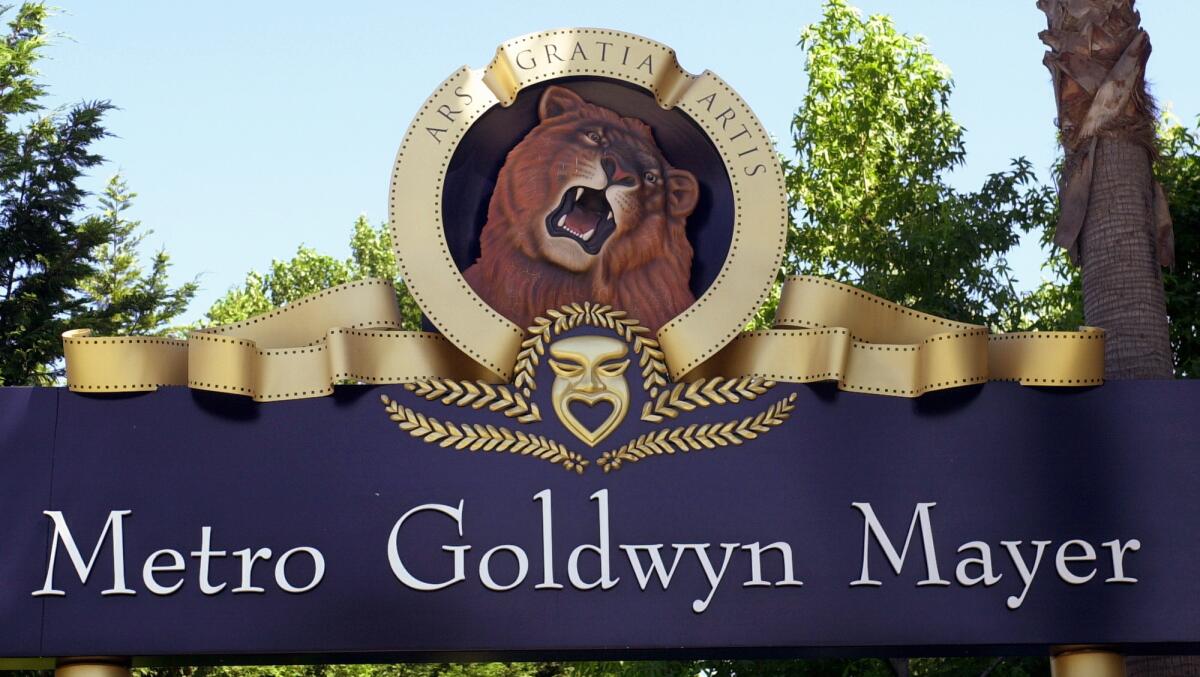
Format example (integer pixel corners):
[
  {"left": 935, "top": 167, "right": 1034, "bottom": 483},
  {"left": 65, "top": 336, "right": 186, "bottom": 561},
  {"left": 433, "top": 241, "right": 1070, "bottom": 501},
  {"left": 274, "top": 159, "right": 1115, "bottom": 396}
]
[{"left": 36, "top": 1, "right": 1200, "bottom": 322}]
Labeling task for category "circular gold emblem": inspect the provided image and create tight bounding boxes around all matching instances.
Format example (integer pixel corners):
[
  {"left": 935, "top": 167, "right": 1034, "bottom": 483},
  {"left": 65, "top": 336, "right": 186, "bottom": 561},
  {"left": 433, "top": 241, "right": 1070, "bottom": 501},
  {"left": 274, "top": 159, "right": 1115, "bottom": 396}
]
[{"left": 389, "top": 28, "right": 787, "bottom": 382}]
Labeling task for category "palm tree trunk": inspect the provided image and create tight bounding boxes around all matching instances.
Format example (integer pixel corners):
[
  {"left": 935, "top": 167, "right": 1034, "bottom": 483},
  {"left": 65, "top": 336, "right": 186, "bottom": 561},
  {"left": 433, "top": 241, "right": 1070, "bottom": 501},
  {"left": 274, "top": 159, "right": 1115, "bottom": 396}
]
[
  {"left": 1078, "top": 135, "right": 1173, "bottom": 377},
  {"left": 1038, "top": 0, "right": 1174, "bottom": 380},
  {"left": 1039, "top": 1, "right": 1178, "bottom": 674},
  {"left": 1125, "top": 656, "right": 1200, "bottom": 676}
]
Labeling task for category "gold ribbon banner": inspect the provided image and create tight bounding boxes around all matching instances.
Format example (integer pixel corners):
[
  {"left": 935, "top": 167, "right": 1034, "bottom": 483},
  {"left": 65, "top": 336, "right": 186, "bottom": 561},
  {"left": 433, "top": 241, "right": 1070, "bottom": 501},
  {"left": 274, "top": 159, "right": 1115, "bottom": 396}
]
[
  {"left": 693, "top": 276, "right": 1104, "bottom": 396},
  {"left": 62, "top": 275, "right": 1103, "bottom": 401},
  {"left": 63, "top": 279, "right": 495, "bottom": 401}
]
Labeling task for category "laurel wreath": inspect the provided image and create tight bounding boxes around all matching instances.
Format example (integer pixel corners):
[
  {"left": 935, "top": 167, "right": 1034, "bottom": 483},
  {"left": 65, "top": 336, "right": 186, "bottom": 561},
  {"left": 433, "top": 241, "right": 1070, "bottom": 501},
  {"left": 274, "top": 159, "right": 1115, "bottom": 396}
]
[
  {"left": 640, "top": 376, "right": 776, "bottom": 423},
  {"left": 404, "top": 379, "right": 541, "bottom": 423},
  {"left": 513, "top": 302, "right": 669, "bottom": 397},
  {"left": 380, "top": 394, "right": 587, "bottom": 474},
  {"left": 383, "top": 305, "right": 791, "bottom": 476},
  {"left": 598, "top": 393, "right": 798, "bottom": 473}
]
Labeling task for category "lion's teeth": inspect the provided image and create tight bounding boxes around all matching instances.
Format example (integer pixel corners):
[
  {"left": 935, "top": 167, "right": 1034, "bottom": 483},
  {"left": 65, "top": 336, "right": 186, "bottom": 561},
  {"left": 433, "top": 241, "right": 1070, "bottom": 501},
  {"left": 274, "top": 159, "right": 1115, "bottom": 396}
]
[
  {"left": 557, "top": 215, "right": 567, "bottom": 227},
  {"left": 606, "top": 211, "right": 613, "bottom": 221},
  {"left": 581, "top": 229, "right": 594, "bottom": 241},
  {"left": 575, "top": 187, "right": 584, "bottom": 201}
]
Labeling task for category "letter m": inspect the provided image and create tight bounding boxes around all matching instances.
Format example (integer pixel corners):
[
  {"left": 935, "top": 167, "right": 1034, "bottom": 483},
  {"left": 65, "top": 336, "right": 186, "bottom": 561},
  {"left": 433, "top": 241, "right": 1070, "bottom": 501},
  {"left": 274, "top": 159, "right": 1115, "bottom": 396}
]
[
  {"left": 850, "top": 502, "right": 949, "bottom": 587},
  {"left": 33, "top": 510, "right": 135, "bottom": 596}
]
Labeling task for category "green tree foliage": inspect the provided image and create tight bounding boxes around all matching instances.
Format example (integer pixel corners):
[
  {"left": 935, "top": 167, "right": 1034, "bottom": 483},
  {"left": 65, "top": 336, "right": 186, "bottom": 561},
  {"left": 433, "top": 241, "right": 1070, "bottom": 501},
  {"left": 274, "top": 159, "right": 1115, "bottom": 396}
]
[
  {"left": 561, "top": 656, "right": 1049, "bottom": 676},
  {"left": 1014, "top": 241, "right": 1084, "bottom": 333},
  {"left": 778, "top": 0, "right": 1056, "bottom": 330},
  {"left": 0, "top": 3, "right": 113, "bottom": 384},
  {"left": 204, "top": 216, "right": 421, "bottom": 330},
  {"left": 75, "top": 174, "right": 197, "bottom": 336},
  {"left": 1159, "top": 116, "right": 1200, "bottom": 377},
  {"left": 9, "top": 657, "right": 1054, "bottom": 677},
  {"left": 0, "top": 3, "right": 193, "bottom": 384},
  {"left": 573, "top": 659, "right": 896, "bottom": 676},
  {"left": 132, "top": 664, "right": 554, "bottom": 677}
]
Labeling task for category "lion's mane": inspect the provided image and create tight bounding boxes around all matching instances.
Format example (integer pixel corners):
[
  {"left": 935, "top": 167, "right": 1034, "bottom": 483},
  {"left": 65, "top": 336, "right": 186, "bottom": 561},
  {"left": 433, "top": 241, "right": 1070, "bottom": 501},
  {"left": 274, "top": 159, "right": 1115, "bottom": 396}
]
[{"left": 462, "top": 86, "right": 697, "bottom": 333}]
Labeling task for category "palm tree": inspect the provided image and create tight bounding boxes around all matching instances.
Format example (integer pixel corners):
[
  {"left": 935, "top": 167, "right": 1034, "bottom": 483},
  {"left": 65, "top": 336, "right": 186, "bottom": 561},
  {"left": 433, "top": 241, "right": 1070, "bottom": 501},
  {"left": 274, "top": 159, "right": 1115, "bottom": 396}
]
[
  {"left": 1038, "top": 0, "right": 1173, "bottom": 379},
  {"left": 1039, "top": 3, "right": 1179, "bottom": 673}
]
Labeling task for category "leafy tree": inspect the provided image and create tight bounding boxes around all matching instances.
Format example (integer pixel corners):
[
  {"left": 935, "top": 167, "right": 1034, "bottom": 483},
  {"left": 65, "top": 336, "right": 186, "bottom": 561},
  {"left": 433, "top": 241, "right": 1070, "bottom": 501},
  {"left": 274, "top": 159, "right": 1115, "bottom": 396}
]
[
  {"left": 74, "top": 174, "right": 197, "bottom": 336},
  {"left": 133, "top": 664, "right": 553, "bottom": 677},
  {"left": 204, "top": 216, "right": 421, "bottom": 329},
  {"left": 0, "top": 3, "right": 113, "bottom": 385},
  {"left": 1016, "top": 238, "right": 1084, "bottom": 333},
  {"left": 909, "top": 657, "right": 1048, "bottom": 676},
  {"left": 1158, "top": 116, "right": 1200, "bottom": 377},
  {"left": 778, "top": 0, "right": 1056, "bottom": 331},
  {"left": 573, "top": 659, "right": 896, "bottom": 676}
]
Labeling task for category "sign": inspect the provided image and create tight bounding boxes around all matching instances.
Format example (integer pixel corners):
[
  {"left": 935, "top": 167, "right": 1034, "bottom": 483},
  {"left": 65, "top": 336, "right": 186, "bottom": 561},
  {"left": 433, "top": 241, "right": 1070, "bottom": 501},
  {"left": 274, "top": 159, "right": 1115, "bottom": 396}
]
[
  {"left": 0, "top": 27, "right": 1177, "bottom": 668},
  {"left": 2, "top": 380, "right": 1200, "bottom": 664}
]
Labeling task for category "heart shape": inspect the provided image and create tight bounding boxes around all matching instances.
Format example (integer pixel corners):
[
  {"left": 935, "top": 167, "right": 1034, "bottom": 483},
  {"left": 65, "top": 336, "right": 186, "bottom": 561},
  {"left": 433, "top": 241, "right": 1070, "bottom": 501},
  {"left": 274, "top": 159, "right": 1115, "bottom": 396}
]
[{"left": 558, "top": 393, "right": 624, "bottom": 447}]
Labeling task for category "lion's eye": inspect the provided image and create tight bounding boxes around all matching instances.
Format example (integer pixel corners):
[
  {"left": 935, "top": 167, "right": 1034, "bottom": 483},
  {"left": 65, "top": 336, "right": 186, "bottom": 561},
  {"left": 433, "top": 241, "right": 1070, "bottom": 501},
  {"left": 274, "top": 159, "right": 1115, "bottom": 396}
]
[
  {"left": 644, "top": 172, "right": 658, "bottom": 184},
  {"left": 584, "top": 131, "right": 602, "bottom": 145}
]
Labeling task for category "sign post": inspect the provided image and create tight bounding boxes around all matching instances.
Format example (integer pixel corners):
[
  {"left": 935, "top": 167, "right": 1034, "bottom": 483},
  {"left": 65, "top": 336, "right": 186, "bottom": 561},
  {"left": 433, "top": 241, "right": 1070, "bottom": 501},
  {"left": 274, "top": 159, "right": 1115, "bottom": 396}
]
[
  {"left": 55, "top": 658, "right": 131, "bottom": 677},
  {"left": 1051, "top": 648, "right": 1126, "bottom": 677}
]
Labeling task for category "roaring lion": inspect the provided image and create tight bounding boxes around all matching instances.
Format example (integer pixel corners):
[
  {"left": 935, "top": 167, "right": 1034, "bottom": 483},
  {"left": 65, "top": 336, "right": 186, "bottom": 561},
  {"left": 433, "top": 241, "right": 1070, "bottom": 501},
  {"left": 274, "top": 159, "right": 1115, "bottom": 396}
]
[{"left": 462, "top": 86, "right": 699, "bottom": 333}]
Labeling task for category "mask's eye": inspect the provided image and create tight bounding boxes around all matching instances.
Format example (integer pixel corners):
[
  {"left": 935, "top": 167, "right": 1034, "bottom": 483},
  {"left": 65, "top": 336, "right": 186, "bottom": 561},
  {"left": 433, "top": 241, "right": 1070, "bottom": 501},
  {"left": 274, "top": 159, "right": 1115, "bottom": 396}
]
[
  {"left": 597, "top": 359, "right": 630, "bottom": 378},
  {"left": 584, "top": 131, "right": 602, "bottom": 145},
  {"left": 643, "top": 171, "right": 658, "bottom": 184},
  {"left": 550, "top": 359, "right": 584, "bottom": 378}
]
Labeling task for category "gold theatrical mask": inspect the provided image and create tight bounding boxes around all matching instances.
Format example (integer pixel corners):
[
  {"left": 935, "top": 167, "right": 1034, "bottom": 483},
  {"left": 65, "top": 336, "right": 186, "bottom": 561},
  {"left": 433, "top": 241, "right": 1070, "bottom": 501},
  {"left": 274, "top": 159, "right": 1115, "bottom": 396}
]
[{"left": 549, "top": 335, "right": 631, "bottom": 447}]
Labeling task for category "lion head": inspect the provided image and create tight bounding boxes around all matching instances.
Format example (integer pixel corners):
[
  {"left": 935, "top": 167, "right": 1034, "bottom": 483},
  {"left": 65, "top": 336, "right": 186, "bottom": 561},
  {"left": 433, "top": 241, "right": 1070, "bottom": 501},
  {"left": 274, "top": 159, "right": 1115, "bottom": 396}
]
[{"left": 462, "top": 86, "right": 700, "bottom": 333}]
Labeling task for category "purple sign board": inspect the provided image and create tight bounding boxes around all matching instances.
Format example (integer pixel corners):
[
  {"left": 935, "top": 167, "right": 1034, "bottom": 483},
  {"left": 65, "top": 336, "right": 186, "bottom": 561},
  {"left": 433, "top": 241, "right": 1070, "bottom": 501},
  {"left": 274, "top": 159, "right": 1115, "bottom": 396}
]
[{"left": 2, "top": 380, "right": 1200, "bottom": 665}]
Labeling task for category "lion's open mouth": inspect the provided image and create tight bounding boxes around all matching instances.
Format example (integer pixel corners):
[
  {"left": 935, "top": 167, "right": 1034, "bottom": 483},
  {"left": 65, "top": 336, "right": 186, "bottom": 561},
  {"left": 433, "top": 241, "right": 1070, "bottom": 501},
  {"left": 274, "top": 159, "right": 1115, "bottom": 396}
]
[{"left": 546, "top": 186, "right": 616, "bottom": 254}]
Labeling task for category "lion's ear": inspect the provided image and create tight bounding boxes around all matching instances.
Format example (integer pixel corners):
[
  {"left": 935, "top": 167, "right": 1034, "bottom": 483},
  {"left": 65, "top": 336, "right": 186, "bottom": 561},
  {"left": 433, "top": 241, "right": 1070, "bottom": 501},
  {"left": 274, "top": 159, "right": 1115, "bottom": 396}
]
[
  {"left": 538, "top": 86, "right": 586, "bottom": 121},
  {"left": 666, "top": 168, "right": 699, "bottom": 218}
]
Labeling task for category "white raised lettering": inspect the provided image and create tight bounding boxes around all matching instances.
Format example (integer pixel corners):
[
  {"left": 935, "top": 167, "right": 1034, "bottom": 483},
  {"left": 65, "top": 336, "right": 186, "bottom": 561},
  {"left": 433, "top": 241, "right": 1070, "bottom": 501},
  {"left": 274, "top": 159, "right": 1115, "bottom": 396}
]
[
  {"left": 34, "top": 510, "right": 135, "bottom": 597},
  {"left": 741, "top": 542, "right": 803, "bottom": 587},
  {"left": 851, "top": 502, "right": 949, "bottom": 587},
  {"left": 955, "top": 541, "right": 1002, "bottom": 587},
  {"left": 1103, "top": 538, "right": 1141, "bottom": 583},
  {"left": 533, "top": 489, "right": 562, "bottom": 589},
  {"left": 1001, "top": 540, "right": 1051, "bottom": 609},
  {"left": 567, "top": 489, "right": 618, "bottom": 590},
  {"left": 687, "top": 543, "right": 739, "bottom": 613},
  {"left": 142, "top": 549, "right": 185, "bottom": 595},
  {"left": 387, "top": 500, "right": 470, "bottom": 591},
  {"left": 274, "top": 546, "right": 325, "bottom": 593},
  {"left": 232, "top": 547, "right": 272, "bottom": 594},
  {"left": 620, "top": 544, "right": 686, "bottom": 589},
  {"left": 1055, "top": 539, "right": 1097, "bottom": 585},
  {"left": 479, "top": 545, "right": 529, "bottom": 592}
]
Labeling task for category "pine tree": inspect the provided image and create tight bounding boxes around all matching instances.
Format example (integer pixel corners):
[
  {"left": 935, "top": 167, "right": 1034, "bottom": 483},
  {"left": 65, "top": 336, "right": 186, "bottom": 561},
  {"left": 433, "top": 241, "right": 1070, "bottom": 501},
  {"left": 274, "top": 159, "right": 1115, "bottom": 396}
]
[
  {"left": 0, "top": 4, "right": 194, "bottom": 384},
  {"left": 0, "top": 3, "right": 114, "bottom": 385},
  {"left": 75, "top": 174, "right": 197, "bottom": 337}
]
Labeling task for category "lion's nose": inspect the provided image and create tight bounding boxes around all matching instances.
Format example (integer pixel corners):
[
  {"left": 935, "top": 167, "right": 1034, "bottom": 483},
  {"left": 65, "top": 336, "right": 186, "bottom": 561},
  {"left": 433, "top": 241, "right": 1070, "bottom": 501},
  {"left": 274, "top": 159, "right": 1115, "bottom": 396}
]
[{"left": 602, "top": 157, "right": 636, "bottom": 187}]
